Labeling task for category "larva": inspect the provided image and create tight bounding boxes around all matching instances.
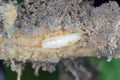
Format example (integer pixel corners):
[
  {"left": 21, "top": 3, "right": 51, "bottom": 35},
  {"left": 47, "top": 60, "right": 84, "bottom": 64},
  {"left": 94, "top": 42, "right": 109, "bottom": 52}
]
[{"left": 42, "top": 33, "right": 83, "bottom": 49}]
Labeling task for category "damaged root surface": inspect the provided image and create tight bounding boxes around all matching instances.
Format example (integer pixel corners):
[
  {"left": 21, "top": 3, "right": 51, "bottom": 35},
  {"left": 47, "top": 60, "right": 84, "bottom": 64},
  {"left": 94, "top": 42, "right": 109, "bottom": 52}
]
[{"left": 0, "top": 29, "right": 96, "bottom": 63}]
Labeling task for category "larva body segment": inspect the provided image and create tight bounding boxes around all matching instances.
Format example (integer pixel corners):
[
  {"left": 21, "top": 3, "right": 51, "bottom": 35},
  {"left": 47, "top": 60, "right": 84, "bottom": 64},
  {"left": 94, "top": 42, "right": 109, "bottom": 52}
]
[{"left": 42, "top": 33, "right": 83, "bottom": 49}]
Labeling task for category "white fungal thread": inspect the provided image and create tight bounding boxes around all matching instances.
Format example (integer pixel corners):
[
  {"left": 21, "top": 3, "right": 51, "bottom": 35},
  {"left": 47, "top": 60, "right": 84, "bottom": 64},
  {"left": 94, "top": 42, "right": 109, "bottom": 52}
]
[
  {"left": 42, "top": 33, "right": 83, "bottom": 49},
  {"left": 107, "top": 56, "right": 113, "bottom": 62}
]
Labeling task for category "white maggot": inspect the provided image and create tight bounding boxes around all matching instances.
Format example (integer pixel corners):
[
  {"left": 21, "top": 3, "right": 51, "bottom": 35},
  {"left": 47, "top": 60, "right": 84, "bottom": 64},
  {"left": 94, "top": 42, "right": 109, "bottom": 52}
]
[{"left": 42, "top": 33, "right": 83, "bottom": 49}]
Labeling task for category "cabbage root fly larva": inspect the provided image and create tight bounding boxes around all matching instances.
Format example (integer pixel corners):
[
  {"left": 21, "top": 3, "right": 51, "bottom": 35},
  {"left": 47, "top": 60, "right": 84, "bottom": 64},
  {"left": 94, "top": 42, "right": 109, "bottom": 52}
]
[{"left": 42, "top": 33, "right": 83, "bottom": 49}]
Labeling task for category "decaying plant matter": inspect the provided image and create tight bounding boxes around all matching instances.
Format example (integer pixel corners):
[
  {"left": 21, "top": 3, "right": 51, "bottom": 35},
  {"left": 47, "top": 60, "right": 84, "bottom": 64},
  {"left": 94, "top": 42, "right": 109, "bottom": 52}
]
[{"left": 0, "top": 0, "right": 120, "bottom": 80}]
